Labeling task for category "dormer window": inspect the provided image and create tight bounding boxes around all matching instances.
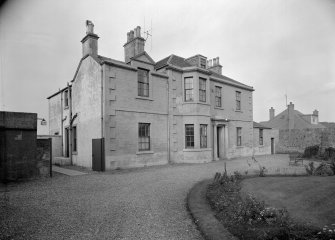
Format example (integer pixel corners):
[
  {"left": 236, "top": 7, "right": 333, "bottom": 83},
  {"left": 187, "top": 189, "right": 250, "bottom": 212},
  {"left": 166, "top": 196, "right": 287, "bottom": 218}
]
[
  {"left": 138, "top": 68, "right": 149, "bottom": 97},
  {"left": 200, "top": 58, "right": 206, "bottom": 69}
]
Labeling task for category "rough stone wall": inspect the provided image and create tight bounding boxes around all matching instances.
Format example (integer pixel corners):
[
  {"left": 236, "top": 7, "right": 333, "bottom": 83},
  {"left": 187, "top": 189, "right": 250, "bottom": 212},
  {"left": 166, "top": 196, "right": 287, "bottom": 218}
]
[
  {"left": 277, "top": 128, "right": 335, "bottom": 153},
  {"left": 37, "top": 135, "right": 62, "bottom": 160},
  {"left": 36, "top": 139, "right": 51, "bottom": 177}
]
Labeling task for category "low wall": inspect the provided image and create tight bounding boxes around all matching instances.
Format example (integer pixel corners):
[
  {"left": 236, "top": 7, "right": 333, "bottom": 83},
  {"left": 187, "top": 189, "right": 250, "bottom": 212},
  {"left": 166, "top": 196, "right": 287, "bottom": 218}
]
[
  {"left": 277, "top": 128, "right": 335, "bottom": 153},
  {"left": 38, "top": 135, "right": 62, "bottom": 159}
]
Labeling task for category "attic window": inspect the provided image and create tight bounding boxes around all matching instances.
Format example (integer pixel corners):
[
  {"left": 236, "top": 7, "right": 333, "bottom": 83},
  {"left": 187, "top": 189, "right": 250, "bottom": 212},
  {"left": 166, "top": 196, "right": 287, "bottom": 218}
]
[{"left": 200, "top": 58, "right": 206, "bottom": 69}]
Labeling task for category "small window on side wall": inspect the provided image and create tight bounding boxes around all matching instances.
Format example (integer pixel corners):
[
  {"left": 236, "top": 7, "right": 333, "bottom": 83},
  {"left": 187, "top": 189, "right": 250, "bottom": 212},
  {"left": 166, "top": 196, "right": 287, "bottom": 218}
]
[
  {"left": 236, "top": 127, "right": 242, "bottom": 146},
  {"left": 259, "top": 129, "right": 263, "bottom": 145},
  {"left": 64, "top": 90, "right": 69, "bottom": 108},
  {"left": 236, "top": 91, "right": 241, "bottom": 111},
  {"left": 138, "top": 123, "right": 150, "bottom": 151}
]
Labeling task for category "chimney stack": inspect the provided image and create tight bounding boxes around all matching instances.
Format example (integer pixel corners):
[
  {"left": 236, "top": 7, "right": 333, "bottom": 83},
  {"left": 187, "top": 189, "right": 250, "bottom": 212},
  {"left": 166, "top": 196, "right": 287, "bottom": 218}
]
[
  {"left": 123, "top": 26, "right": 145, "bottom": 63},
  {"left": 269, "top": 107, "right": 275, "bottom": 120},
  {"left": 313, "top": 109, "right": 318, "bottom": 116},
  {"left": 81, "top": 20, "right": 99, "bottom": 57},
  {"left": 288, "top": 102, "right": 295, "bottom": 130},
  {"left": 208, "top": 57, "right": 222, "bottom": 75}
]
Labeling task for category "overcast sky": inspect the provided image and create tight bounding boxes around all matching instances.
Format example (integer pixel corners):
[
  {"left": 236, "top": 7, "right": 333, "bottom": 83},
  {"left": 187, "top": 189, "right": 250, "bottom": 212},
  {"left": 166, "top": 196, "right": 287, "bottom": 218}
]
[{"left": 1, "top": 0, "right": 334, "bottom": 134}]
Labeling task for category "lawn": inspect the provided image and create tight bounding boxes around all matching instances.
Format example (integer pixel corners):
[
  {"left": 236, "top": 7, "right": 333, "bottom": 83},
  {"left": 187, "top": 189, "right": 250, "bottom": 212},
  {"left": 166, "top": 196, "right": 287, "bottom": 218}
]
[{"left": 241, "top": 176, "right": 335, "bottom": 228}]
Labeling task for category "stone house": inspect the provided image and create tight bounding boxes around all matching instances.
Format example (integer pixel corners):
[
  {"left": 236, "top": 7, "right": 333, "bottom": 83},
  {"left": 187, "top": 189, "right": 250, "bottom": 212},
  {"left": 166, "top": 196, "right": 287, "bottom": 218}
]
[{"left": 47, "top": 21, "right": 276, "bottom": 170}]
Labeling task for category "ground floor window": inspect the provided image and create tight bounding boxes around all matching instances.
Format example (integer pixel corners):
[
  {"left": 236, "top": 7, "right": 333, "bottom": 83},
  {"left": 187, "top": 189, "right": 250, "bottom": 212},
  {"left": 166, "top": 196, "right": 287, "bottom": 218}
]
[
  {"left": 236, "top": 127, "right": 242, "bottom": 146},
  {"left": 259, "top": 129, "right": 263, "bottom": 145},
  {"left": 200, "top": 124, "right": 207, "bottom": 148},
  {"left": 185, "top": 124, "right": 194, "bottom": 148},
  {"left": 138, "top": 123, "right": 150, "bottom": 151}
]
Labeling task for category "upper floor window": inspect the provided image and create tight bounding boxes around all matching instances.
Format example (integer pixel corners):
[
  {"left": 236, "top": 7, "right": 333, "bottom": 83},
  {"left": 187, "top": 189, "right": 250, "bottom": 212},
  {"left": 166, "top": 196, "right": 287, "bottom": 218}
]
[
  {"left": 259, "top": 129, "right": 263, "bottom": 145},
  {"left": 199, "top": 78, "right": 206, "bottom": 102},
  {"left": 184, "top": 77, "right": 194, "bottom": 102},
  {"left": 138, "top": 68, "right": 149, "bottom": 97},
  {"left": 215, "top": 86, "right": 222, "bottom": 107},
  {"left": 185, "top": 124, "right": 194, "bottom": 148},
  {"left": 200, "top": 124, "right": 207, "bottom": 148},
  {"left": 64, "top": 90, "right": 69, "bottom": 108},
  {"left": 236, "top": 127, "right": 242, "bottom": 146},
  {"left": 236, "top": 91, "right": 241, "bottom": 111},
  {"left": 138, "top": 123, "right": 150, "bottom": 151}
]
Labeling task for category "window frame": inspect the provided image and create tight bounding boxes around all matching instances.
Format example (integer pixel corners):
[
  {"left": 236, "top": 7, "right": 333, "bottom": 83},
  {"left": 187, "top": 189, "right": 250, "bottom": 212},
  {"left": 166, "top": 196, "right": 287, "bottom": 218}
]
[
  {"left": 200, "top": 58, "right": 206, "bottom": 69},
  {"left": 185, "top": 124, "right": 194, "bottom": 148},
  {"left": 215, "top": 86, "right": 222, "bottom": 108},
  {"left": 64, "top": 90, "right": 69, "bottom": 108},
  {"left": 184, "top": 77, "right": 194, "bottom": 102},
  {"left": 236, "top": 91, "right": 241, "bottom": 111},
  {"left": 138, "top": 123, "right": 151, "bottom": 151},
  {"left": 137, "top": 68, "right": 150, "bottom": 97},
  {"left": 259, "top": 129, "right": 264, "bottom": 146},
  {"left": 200, "top": 124, "right": 207, "bottom": 148},
  {"left": 199, "top": 78, "right": 206, "bottom": 102},
  {"left": 236, "top": 127, "right": 242, "bottom": 146}
]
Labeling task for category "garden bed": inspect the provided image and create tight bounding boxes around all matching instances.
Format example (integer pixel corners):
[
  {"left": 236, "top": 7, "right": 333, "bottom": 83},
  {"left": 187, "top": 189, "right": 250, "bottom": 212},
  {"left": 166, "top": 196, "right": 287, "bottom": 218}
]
[{"left": 206, "top": 173, "right": 335, "bottom": 240}]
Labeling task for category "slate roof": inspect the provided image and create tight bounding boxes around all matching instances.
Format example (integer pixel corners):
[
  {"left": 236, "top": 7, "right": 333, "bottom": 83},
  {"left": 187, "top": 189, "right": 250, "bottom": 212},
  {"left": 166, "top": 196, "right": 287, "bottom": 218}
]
[
  {"left": 260, "top": 109, "right": 326, "bottom": 130},
  {"left": 253, "top": 121, "right": 272, "bottom": 129},
  {"left": 155, "top": 54, "right": 253, "bottom": 90}
]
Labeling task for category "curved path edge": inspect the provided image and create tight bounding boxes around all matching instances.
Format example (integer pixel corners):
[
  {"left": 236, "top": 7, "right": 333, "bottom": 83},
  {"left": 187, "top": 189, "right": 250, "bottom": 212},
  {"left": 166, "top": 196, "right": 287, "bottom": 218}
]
[{"left": 187, "top": 179, "right": 238, "bottom": 240}]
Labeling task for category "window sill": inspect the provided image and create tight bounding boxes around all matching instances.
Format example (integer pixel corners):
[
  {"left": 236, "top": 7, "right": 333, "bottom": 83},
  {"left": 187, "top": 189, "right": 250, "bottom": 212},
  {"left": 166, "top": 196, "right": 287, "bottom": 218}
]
[
  {"left": 136, "top": 150, "right": 154, "bottom": 155},
  {"left": 214, "top": 106, "right": 224, "bottom": 110},
  {"left": 136, "top": 96, "right": 153, "bottom": 101},
  {"left": 198, "top": 102, "right": 210, "bottom": 106},
  {"left": 183, "top": 148, "right": 212, "bottom": 152},
  {"left": 64, "top": 106, "right": 69, "bottom": 110},
  {"left": 235, "top": 110, "right": 243, "bottom": 113},
  {"left": 72, "top": 151, "right": 78, "bottom": 155}
]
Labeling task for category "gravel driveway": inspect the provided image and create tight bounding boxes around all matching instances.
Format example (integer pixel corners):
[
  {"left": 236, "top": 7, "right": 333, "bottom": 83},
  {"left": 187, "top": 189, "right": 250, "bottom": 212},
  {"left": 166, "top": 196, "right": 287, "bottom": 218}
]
[{"left": 0, "top": 154, "right": 306, "bottom": 240}]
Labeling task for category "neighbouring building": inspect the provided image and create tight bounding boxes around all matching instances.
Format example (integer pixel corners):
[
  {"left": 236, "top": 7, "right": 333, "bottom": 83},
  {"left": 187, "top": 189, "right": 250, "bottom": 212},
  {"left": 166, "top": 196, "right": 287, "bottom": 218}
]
[
  {"left": 0, "top": 111, "right": 51, "bottom": 182},
  {"left": 259, "top": 103, "right": 335, "bottom": 153},
  {"left": 260, "top": 102, "right": 325, "bottom": 130},
  {"left": 253, "top": 122, "right": 278, "bottom": 155},
  {"left": 47, "top": 21, "right": 277, "bottom": 170}
]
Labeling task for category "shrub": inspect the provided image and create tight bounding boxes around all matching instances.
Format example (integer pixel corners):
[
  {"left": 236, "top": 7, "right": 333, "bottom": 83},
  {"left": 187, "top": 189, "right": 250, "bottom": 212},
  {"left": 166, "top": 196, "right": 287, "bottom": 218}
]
[
  {"left": 314, "top": 163, "right": 334, "bottom": 176},
  {"left": 324, "top": 147, "right": 335, "bottom": 161},
  {"left": 259, "top": 165, "right": 267, "bottom": 177},
  {"left": 305, "top": 161, "right": 316, "bottom": 175},
  {"left": 303, "top": 145, "right": 320, "bottom": 158}
]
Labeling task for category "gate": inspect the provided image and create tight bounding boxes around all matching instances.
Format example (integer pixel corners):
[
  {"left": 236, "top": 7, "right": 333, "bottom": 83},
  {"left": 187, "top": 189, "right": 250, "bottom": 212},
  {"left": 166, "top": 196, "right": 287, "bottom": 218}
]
[{"left": 92, "top": 138, "right": 105, "bottom": 171}]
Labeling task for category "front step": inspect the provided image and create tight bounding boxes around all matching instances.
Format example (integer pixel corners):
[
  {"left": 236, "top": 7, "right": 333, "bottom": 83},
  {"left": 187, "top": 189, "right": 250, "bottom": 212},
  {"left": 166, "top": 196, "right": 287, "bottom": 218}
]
[{"left": 54, "top": 157, "right": 71, "bottom": 166}]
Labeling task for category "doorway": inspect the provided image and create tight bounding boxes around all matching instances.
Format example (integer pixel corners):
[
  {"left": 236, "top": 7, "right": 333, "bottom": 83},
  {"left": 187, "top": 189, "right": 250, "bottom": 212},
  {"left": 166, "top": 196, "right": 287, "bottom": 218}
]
[
  {"left": 271, "top": 138, "right": 274, "bottom": 154},
  {"left": 217, "top": 126, "right": 225, "bottom": 159},
  {"left": 65, "top": 127, "right": 69, "bottom": 157}
]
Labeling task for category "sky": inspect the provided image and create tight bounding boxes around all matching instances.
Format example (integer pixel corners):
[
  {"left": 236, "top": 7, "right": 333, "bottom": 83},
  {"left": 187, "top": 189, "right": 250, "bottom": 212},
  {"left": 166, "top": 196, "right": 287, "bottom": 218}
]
[{"left": 0, "top": 0, "right": 334, "bottom": 134}]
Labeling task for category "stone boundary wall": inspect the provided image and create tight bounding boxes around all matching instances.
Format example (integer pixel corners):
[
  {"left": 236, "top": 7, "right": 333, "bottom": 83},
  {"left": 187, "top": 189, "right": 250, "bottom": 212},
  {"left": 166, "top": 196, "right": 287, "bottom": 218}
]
[{"left": 277, "top": 128, "right": 335, "bottom": 153}]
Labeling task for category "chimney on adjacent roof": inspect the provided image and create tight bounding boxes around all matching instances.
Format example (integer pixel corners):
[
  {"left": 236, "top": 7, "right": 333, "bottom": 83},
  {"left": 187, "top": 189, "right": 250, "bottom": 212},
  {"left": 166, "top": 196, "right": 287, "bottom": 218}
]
[
  {"left": 81, "top": 20, "right": 99, "bottom": 58},
  {"left": 313, "top": 109, "right": 318, "bottom": 116},
  {"left": 207, "top": 57, "right": 222, "bottom": 75},
  {"left": 123, "top": 26, "right": 145, "bottom": 63},
  {"left": 269, "top": 107, "right": 275, "bottom": 120},
  {"left": 288, "top": 102, "right": 295, "bottom": 130}
]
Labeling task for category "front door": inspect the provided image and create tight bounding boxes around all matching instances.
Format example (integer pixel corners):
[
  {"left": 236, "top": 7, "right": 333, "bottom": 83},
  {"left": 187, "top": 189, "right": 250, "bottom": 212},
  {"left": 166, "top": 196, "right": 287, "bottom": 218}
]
[
  {"left": 65, "top": 127, "right": 69, "bottom": 157},
  {"left": 217, "top": 126, "right": 225, "bottom": 159},
  {"left": 271, "top": 138, "right": 274, "bottom": 154},
  {"left": 92, "top": 138, "right": 105, "bottom": 171}
]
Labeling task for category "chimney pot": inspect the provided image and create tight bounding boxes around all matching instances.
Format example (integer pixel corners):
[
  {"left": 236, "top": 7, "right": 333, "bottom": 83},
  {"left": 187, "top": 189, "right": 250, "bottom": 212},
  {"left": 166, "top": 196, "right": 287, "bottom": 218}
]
[
  {"left": 130, "top": 30, "right": 134, "bottom": 40},
  {"left": 216, "top": 57, "right": 220, "bottom": 65},
  {"left": 86, "top": 20, "right": 94, "bottom": 34}
]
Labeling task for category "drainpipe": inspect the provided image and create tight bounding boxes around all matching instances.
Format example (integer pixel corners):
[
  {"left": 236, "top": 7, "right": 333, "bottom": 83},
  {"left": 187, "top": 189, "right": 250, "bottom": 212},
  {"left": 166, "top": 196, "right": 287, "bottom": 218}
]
[
  {"left": 101, "top": 67, "right": 104, "bottom": 138},
  {"left": 68, "top": 82, "right": 73, "bottom": 165},
  {"left": 60, "top": 88, "right": 63, "bottom": 156},
  {"left": 167, "top": 70, "right": 171, "bottom": 163}
]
